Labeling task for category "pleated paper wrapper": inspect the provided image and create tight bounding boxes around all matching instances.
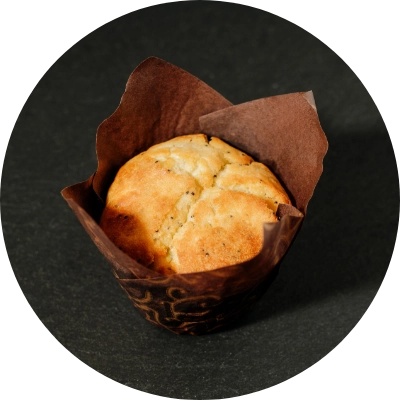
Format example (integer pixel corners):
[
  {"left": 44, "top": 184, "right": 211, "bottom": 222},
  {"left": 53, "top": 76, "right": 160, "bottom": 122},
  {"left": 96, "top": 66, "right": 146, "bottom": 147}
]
[{"left": 61, "top": 57, "right": 328, "bottom": 335}]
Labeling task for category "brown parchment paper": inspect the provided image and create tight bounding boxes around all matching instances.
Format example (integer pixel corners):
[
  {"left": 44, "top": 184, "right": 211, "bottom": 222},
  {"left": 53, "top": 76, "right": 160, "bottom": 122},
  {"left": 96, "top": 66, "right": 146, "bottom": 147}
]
[{"left": 61, "top": 57, "right": 328, "bottom": 335}]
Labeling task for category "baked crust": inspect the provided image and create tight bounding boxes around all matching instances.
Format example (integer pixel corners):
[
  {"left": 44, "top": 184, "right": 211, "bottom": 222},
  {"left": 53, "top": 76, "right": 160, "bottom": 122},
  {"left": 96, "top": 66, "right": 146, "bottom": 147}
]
[{"left": 99, "top": 134, "right": 291, "bottom": 274}]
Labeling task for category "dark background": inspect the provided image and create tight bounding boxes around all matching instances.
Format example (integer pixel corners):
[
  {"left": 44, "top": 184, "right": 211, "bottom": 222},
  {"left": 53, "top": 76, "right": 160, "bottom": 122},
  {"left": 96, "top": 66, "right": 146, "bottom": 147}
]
[{"left": 1, "top": 2, "right": 398, "bottom": 399}]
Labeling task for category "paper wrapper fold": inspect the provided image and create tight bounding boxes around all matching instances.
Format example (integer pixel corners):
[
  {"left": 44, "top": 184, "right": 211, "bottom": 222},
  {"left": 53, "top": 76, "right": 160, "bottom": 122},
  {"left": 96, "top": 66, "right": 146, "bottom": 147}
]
[{"left": 62, "top": 57, "right": 328, "bottom": 335}]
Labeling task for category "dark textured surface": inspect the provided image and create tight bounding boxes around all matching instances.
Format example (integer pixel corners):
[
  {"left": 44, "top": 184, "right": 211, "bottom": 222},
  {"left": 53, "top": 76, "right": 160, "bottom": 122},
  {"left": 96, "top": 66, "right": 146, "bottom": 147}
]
[{"left": 1, "top": 2, "right": 399, "bottom": 399}]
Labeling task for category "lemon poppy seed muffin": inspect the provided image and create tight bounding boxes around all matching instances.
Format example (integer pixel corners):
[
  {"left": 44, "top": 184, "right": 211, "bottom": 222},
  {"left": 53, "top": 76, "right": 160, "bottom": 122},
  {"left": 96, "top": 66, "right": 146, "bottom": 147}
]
[{"left": 99, "top": 134, "right": 291, "bottom": 275}]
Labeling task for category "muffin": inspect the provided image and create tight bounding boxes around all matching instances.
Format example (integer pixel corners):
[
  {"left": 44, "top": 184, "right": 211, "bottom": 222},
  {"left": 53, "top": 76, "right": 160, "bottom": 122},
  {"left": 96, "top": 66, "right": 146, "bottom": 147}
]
[
  {"left": 99, "top": 134, "right": 291, "bottom": 275},
  {"left": 62, "top": 57, "right": 327, "bottom": 334}
]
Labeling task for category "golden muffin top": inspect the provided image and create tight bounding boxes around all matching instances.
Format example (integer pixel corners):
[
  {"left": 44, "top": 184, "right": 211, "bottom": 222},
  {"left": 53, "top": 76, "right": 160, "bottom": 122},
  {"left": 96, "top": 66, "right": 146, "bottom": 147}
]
[{"left": 100, "top": 134, "right": 291, "bottom": 275}]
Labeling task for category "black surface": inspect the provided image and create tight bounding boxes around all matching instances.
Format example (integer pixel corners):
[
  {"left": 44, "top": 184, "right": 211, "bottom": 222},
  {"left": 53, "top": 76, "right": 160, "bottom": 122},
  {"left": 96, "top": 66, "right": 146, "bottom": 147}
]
[{"left": 1, "top": 2, "right": 399, "bottom": 399}]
